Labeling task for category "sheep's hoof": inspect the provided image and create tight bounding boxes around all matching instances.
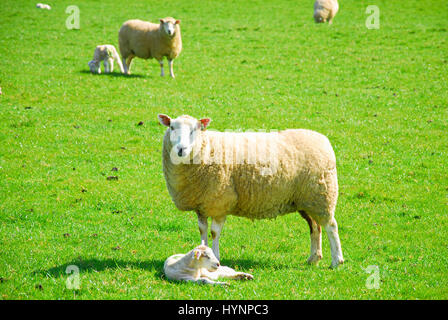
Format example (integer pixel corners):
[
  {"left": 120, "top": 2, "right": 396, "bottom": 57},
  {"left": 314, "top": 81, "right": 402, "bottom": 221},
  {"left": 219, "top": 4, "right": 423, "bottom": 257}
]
[
  {"left": 236, "top": 273, "right": 254, "bottom": 280},
  {"left": 307, "top": 254, "right": 323, "bottom": 265},
  {"left": 329, "top": 258, "right": 344, "bottom": 269}
]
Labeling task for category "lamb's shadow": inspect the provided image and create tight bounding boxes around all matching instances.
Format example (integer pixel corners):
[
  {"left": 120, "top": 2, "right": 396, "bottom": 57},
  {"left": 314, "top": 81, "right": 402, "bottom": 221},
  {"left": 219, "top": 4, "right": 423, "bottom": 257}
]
[
  {"left": 35, "top": 258, "right": 166, "bottom": 279},
  {"left": 78, "top": 70, "right": 147, "bottom": 78}
]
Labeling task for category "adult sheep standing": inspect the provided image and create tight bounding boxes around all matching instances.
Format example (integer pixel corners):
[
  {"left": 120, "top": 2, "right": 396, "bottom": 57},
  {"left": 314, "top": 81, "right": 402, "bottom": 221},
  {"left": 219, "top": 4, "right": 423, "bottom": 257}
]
[
  {"left": 314, "top": 0, "right": 339, "bottom": 24},
  {"left": 118, "top": 17, "right": 182, "bottom": 77},
  {"left": 157, "top": 114, "right": 344, "bottom": 269}
]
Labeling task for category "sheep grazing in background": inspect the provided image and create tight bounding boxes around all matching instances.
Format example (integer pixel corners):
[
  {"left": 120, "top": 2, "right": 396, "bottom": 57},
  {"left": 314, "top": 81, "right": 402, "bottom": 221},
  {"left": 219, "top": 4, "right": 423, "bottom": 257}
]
[
  {"left": 158, "top": 114, "right": 344, "bottom": 268},
  {"left": 118, "top": 17, "right": 182, "bottom": 78},
  {"left": 88, "top": 45, "right": 124, "bottom": 74},
  {"left": 314, "top": 0, "right": 339, "bottom": 24},
  {"left": 36, "top": 3, "right": 51, "bottom": 10},
  {"left": 164, "top": 242, "right": 254, "bottom": 285}
]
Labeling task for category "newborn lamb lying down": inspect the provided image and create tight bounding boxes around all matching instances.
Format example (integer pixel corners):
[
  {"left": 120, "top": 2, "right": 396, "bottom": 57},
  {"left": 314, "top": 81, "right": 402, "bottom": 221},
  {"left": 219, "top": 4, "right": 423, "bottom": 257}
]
[
  {"left": 88, "top": 45, "right": 124, "bottom": 74},
  {"left": 164, "top": 242, "right": 254, "bottom": 285}
]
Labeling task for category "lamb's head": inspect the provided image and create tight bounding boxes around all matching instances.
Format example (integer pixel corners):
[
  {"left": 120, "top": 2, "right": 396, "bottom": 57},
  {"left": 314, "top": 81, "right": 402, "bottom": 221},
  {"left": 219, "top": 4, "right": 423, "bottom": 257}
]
[
  {"left": 159, "top": 17, "right": 180, "bottom": 37},
  {"left": 158, "top": 114, "right": 211, "bottom": 159},
  {"left": 88, "top": 60, "right": 100, "bottom": 74},
  {"left": 191, "top": 243, "right": 220, "bottom": 272}
]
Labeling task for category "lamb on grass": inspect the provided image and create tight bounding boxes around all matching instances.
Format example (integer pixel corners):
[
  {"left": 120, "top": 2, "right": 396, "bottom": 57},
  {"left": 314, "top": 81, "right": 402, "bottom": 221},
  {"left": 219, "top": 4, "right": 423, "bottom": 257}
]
[
  {"left": 88, "top": 45, "right": 124, "bottom": 74},
  {"left": 164, "top": 242, "right": 254, "bottom": 285},
  {"left": 314, "top": 0, "right": 339, "bottom": 24},
  {"left": 36, "top": 3, "right": 51, "bottom": 10},
  {"left": 158, "top": 114, "right": 344, "bottom": 269},
  {"left": 118, "top": 17, "right": 182, "bottom": 77}
]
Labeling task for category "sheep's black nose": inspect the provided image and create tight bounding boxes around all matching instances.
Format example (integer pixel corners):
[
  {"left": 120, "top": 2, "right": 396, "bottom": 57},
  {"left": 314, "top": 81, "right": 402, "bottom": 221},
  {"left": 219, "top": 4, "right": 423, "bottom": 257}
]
[{"left": 217, "top": 262, "right": 220, "bottom": 267}]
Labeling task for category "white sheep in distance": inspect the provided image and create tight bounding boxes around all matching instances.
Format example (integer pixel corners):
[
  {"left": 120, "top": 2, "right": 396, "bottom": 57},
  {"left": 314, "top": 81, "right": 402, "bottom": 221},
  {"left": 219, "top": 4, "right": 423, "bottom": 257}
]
[
  {"left": 118, "top": 17, "right": 182, "bottom": 77},
  {"left": 88, "top": 45, "right": 124, "bottom": 74},
  {"left": 36, "top": 3, "right": 51, "bottom": 10},
  {"left": 314, "top": 0, "right": 339, "bottom": 24},
  {"left": 157, "top": 114, "right": 344, "bottom": 269},
  {"left": 164, "top": 242, "right": 254, "bottom": 285}
]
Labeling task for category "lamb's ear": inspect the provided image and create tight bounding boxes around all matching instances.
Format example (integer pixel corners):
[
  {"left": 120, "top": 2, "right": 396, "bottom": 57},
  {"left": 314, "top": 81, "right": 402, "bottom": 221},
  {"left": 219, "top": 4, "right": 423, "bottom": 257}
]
[
  {"left": 159, "top": 18, "right": 165, "bottom": 24},
  {"left": 193, "top": 249, "right": 202, "bottom": 260},
  {"left": 175, "top": 20, "right": 181, "bottom": 24},
  {"left": 199, "top": 118, "right": 211, "bottom": 131},
  {"left": 158, "top": 114, "right": 171, "bottom": 127}
]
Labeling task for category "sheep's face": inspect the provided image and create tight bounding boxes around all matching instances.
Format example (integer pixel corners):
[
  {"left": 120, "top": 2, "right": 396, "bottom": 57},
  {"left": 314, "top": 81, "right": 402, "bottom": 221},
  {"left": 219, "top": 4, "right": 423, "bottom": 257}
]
[
  {"left": 158, "top": 114, "right": 211, "bottom": 159},
  {"left": 193, "top": 245, "right": 220, "bottom": 272},
  {"left": 160, "top": 18, "right": 180, "bottom": 37},
  {"left": 88, "top": 60, "right": 100, "bottom": 74}
]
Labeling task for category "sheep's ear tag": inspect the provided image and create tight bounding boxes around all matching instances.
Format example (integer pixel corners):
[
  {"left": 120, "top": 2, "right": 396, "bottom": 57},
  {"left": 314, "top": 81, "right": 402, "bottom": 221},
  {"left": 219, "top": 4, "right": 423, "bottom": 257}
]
[
  {"left": 199, "top": 118, "right": 211, "bottom": 131},
  {"left": 194, "top": 250, "right": 201, "bottom": 260}
]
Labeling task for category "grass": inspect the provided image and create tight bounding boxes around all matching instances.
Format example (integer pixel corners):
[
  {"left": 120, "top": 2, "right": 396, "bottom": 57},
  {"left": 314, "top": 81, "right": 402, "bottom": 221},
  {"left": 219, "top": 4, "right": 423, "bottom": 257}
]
[{"left": 0, "top": 0, "right": 447, "bottom": 299}]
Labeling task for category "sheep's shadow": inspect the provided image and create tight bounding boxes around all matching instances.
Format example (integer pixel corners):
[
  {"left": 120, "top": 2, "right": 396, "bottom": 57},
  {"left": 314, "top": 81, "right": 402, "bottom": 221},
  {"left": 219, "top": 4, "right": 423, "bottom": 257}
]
[
  {"left": 78, "top": 70, "right": 147, "bottom": 78},
  {"left": 219, "top": 258, "right": 304, "bottom": 271},
  {"left": 35, "top": 258, "right": 166, "bottom": 279}
]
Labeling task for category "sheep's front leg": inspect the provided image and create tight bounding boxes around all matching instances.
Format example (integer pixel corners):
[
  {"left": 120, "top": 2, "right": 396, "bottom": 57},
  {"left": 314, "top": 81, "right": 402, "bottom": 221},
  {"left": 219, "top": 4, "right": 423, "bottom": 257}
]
[
  {"left": 158, "top": 59, "right": 165, "bottom": 77},
  {"left": 197, "top": 213, "right": 208, "bottom": 246},
  {"left": 168, "top": 59, "right": 175, "bottom": 78},
  {"left": 211, "top": 216, "right": 226, "bottom": 261}
]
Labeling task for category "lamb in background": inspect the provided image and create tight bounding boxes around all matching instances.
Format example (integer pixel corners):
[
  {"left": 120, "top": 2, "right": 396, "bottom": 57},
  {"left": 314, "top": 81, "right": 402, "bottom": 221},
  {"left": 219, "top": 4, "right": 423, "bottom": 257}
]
[
  {"left": 36, "top": 3, "right": 51, "bottom": 10},
  {"left": 118, "top": 17, "right": 182, "bottom": 77},
  {"left": 314, "top": 0, "right": 339, "bottom": 24},
  {"left": 164, "top": 242, "right": 254, "bottom": 285},
  {"left": 158, "top": 114, "right": 344, "bottom": 268},
  {"left": 88, "top": 45, "right": 124, "bottom": 74}
]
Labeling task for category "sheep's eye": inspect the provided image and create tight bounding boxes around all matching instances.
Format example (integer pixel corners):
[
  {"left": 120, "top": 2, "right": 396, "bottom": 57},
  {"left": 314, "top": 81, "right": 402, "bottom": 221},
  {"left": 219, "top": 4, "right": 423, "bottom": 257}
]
[
  {"left": 170, "top": 126, "right": 174, "bottom": 130},
  {"left": 190, "top": 130, "right": 194, "bottom": 136}
]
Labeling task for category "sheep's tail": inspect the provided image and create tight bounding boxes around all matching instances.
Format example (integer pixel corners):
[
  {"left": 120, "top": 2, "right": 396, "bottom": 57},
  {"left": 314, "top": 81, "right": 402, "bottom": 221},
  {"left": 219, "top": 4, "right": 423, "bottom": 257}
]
[{"left": 111, "top": 46, "right": 125, "bottom": 73}]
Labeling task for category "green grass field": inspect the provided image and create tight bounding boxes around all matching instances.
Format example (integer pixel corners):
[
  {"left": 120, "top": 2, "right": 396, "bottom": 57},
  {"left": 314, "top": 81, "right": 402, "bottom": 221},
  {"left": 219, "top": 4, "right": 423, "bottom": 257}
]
[{"left": 0, "top": 0, "right": 447, "bottom": 299}]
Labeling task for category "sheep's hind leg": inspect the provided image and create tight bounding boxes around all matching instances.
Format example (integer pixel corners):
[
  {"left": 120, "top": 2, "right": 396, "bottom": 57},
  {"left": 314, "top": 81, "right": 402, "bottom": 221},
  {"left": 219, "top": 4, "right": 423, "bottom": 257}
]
[
  {"left": 324, "top": 218, "right": 344, "bottom": 268},
  {"left": 211, "top": 216, "right": 226, "bottom": 261},
  {"left": 299, "top": 211, "right": 322, "bottom": 265},
  {"left": 197, "top": 213, "right": 209, "bottom": 246}
]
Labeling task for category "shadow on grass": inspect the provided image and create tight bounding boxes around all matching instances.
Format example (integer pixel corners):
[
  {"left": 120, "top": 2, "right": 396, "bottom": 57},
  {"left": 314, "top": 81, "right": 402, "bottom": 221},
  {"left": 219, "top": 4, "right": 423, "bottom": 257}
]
[
  {"left": 220, "top": 258, "right": 303, "bottom": 270},
  {"left": 78, "top": 70, "right": 147, "bottom": 78},
  {"left": 35, "top": 258, "right": 166, "bottom": 279}
]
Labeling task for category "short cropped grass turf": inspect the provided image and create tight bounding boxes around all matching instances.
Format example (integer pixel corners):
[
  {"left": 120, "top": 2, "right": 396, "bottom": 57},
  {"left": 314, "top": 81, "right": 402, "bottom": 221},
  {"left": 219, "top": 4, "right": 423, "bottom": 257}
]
[{"left": 0, "top": 0, "right": 447, "bottom": 299}]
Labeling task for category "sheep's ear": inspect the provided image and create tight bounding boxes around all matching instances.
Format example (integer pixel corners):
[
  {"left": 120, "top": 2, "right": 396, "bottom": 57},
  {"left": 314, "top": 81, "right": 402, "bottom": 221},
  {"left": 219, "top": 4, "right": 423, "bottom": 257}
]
[
  {"left": 199, "top": 118, "right": 211, "bottom": 131},
  {"left": 159, "top": 18, "right": 165, "bottom": 24},
  {"left": 175, "top": 20, "right": 181, "bottom": 25},
  {"left": 158, "top": 114, "right": 171, "bottom": 127},
  {"left": 194, "top": 249, "right": 202, "bottom": 260}
]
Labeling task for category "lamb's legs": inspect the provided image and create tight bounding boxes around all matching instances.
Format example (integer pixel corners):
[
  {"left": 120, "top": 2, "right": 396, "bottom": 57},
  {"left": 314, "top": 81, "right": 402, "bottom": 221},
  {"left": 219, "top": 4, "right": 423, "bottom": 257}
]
[
  {"left": 211, "top": 216, "right": 226, "bottom": 261},
  {"left": 202, "top": 267, "right": 253, "bottom": 281},
  {"left": 168, "top": 59, "right": 175, "bottom": 78},
  {"left": 159, "top": 59, "right": 165, "bottom": 77},
  {"left": 299, "top": 211, "right": 322, "bottom": 265},
  {"left": 197, "top": 213, "right": 208, "bottom": 246},
  {"left": 104, "top": 59, "right": 111, "bottom": 73},
  {"left": 108, "top": 58, "right": 114, "bottom": 73},
  {"left": 324, "top": 218, "right": 344, "bottom": 268}
]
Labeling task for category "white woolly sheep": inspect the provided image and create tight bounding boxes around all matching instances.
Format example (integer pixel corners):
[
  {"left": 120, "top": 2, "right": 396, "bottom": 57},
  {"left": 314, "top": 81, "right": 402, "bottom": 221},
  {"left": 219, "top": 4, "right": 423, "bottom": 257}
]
[
  {"left": 164, "top": 242, "right": 254, "bottom": 285},
  {"left": 118, "top": 17, "right": 182, "bottom": 77},
  {"left": 314, "top": 0, "right": 339, "bottom": 24},
  {"left": 157, "top": 114, "right": 344, "bottom": 269},
  {"left": 36, "top": 3, "right": 51, "bottom": 10},
  {"left": 88, "top": 45, "right": 124, "bottom": 74}
]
